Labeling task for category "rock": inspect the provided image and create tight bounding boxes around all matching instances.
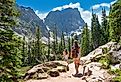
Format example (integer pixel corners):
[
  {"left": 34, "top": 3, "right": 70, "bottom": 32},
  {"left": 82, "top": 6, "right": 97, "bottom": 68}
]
[
  {"left": 81, "top": 42, "right": 121, "bottom": 66},
  {"left": 110, "top": 64, "right": 120, "bottom": 70},
  {"left": 37, "top": 73, "right": 48, "bottom": 79},
  {"left": 52, "top": 61, "right": 68, "bottom": 66},
  {"left": 42, "top": 67, "right": 50, "bottom": 72},
  {"left": 37, "top": 68, "right": 44, "bottom": 73},
  {"left": 47, "top": 69, "right": 60, "bottom": 77},
  {"left": 27, "top": 68, "right": 37, "bottom": 74},
  {"left": 43, "top": 62, "right": 57, "bottom": 68},
  {"left": 56, "top": 66, "right": 67, "bottom": 72},
  {"left": 32, "top": 72, "right": 38, "bottom": 79},
  {"left": 87, "top": 76, "right": 103, "bottom": 82},
  {"left": 24, "top": 61, "right": 69, "bottom": 80}
]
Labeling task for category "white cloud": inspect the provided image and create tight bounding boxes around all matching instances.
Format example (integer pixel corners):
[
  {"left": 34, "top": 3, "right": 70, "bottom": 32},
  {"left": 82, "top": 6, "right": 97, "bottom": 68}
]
[
  {"left": 92, "top": 0, "right": 117, "bottom": 10},
  {"left": 52, "top": 3, "right": 80, "bottom": 11},
  {"left": 35, "top": 10, "right": 48, "bottom": 20},
  {"left": 52, "top": 3, "right": 91, "bottom": 26},
  {"left": 35, "top": 0, "right": 116, "bottom": 27},
  {"left": 111, "top": 0, "right": 117, "bottom": 5},
  {"left": 97, "top": 10, "right": 109, "bottom": 24},
  {"left": 92, "top": 3, "right": 110, "bottom": 10}
]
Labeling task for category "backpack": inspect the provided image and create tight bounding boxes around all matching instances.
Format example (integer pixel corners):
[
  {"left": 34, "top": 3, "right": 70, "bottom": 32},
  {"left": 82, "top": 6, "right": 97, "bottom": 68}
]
[{"left": 71, "top": 46, "right": 79, "bottom": 58}]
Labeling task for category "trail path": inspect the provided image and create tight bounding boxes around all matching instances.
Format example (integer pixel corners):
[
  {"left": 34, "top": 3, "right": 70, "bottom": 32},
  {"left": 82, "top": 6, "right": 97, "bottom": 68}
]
[
  {"left": 26, "top": 63, "right": 86, "bottom": 82},
  {"left": 26, "top": 62, "right": 111, "bottom": 82}
]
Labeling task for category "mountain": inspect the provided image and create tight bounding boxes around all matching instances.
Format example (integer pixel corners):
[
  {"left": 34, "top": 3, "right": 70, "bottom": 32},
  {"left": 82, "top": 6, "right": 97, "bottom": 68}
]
[
  {"left": 44, "top": 8, "right": 85, "bottom": 35},
  {"left": 13, "top": 6, "right": 85, "bottom": 39},
  {"left": 13, "top": 5, "right": 48, "bottom": 37}
]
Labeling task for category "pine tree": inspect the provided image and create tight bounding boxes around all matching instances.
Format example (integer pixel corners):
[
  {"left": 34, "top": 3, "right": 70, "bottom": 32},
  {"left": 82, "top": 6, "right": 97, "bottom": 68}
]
[
  {"left": 81, "top": 23, "right": 90, "bottom": 56},
  {"left": 71, "top": 36, "right": 74, "bottom": 47},
  {"left": 31, "top": 39, "right": 36, "bottom": 65},
  {"left": 0, "top": 0, "right": 23, "bottom": 81},
  {"left": 0, "top": 0, "right": 19, "bottom": 27},
  {"left": 47, "top": 30, "right": 50, "bottom": 61},
  {"left": 91, "top": 12, "right": 101, "bottom": 49},
  {"left": 109, "top": 0, "right": 121, "bottom": 42},
  {"left": 52, "top": 29, "right": 56, "bottom": 55},
  {"left": 62, "top": 31, "right": 65, "bottom": 49},
  {"left": 35, "top": 26, "right": 41, "bottom": 61},
  {"left": 22, "top": 36, "right": 27, "bottom": 65},
  {"left": 67, "top": 36, "right": 71, "bottom": 58},
  {"left": 58, "top": 34, "right": 63, "bottom": 54},
  {"left": 0, "top": 30, "right": 23, "bottom": 81},
  {"left": 74, "top": 33, "right": 78, "bottom": 41},
  {"left": 100, "top": 8, "right": 109, "bottom": 45},
  {"left": 27, "top": 38, "right": 32, "bottom": 65}
]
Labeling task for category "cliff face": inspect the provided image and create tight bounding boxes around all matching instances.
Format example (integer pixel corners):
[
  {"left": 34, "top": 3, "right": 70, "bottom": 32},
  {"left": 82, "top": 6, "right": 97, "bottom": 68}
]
[
  {"left": 13, "top": 6, "right": 85, "bottom": 39},
  {"left": 13, "top": 5, "right": 47, "bottom": 37},
  {"left": 44, "top": 8, "right": 85, "bottom": 35}
]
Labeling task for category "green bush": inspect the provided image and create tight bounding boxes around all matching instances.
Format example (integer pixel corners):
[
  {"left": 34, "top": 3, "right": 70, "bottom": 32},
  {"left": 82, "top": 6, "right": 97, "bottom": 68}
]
[
  {"left": 99, "top": 54, "right": 111, "bottom": 69},
  {"left": 108, "top": 68, "right": 121, "bottom": 82}
]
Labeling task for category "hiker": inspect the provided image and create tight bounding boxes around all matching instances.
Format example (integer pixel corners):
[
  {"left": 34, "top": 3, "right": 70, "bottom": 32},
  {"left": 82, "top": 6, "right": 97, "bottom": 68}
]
[
  {"left": 71, "top": 40, "right": 80, "bottom": 76},
  {"left": 63, "top": 49, "right": 69, "bottom": 64}
]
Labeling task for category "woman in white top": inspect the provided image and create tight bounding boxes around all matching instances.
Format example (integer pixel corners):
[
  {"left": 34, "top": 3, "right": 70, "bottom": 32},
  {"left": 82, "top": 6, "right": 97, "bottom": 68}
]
[{"left": 63, "top": 49, "right": 69, "bottom": 64}]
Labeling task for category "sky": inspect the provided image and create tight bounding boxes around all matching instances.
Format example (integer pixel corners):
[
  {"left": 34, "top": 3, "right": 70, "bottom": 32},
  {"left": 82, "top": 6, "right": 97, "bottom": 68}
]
[{"left": 16, "top": 0, "right": 116, "bottom": 26}]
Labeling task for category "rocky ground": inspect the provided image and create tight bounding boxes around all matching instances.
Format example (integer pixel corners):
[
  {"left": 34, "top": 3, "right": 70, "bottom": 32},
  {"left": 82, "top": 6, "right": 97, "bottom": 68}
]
[{"left": 25, "top": 42, "right": 121, "bottom": 82}]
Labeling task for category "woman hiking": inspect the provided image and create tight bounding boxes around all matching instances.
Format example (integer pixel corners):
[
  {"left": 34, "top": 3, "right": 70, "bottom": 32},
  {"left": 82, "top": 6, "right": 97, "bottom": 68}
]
[
  {"left": 63, "top": 48, "right": 69, "bottom": 64},
  {"left": 71, "top": 40, "right": 81, "bottom": 76}
]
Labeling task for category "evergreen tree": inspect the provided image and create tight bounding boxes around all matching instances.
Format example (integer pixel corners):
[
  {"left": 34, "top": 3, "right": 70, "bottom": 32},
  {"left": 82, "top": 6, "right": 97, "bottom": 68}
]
[
  {"left": 100, "top": 8, "right": 109, "bottom": 45},
  {"left": 0, "top": 0, "right": 19, "bottom": 27},
  {"left": 47, "top": 30, "right": 50, "bottom": 61},
  {"left": 58, "top": 34, "right": 63, "bottom": 54},
  {"left": 52, "top": 29, "right": 56, "bottom": 55},
  {"left": 74, "top": 33, "right": 78, "bottom": 41},
  {"left": 91, "top": 12, "right": 101, "bottom": 49},
  {"left": 71, "top": 36, "right": 74, "bottom": 47},
  {"left": 81, "top": 23, "right": 90, "bottom": 56},
  {"left": 22, "top": 36, "right": 27, "bottom": 65},
  {"left": 62, "top": 31, "right": 65, "bottom": 49},
  {"left": 67, "top": 36, "right": 71, "bottom": 57},
  {"left": 0, "top": 29, "right": 23, "bottom": 81},
  {"left": 27, "top": 38, "right": 32, "bottom": 65},
  {"left": 109, "top": 0, "right": 121, "bottom": 42},
  {"left": 35, "top": 26, "right": 41, "bottom": 61},
  {"left": 0, "top": 0, "right": 23, "bottom": 81},
  {"left": 31, "top": 40, "right": 36, "bottom": 65}
]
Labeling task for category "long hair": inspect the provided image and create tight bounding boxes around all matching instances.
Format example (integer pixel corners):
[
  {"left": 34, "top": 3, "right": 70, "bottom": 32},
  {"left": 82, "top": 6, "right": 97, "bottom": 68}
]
[
  {"left": 74, "top": 41, "right": 79, "bottom": 48},
  {"left": 73, "top": 41, "right": 80, "bottom": 53}
]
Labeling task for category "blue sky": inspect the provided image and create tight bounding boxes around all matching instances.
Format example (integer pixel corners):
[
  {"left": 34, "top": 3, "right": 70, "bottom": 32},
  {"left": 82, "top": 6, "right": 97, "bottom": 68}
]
[{"left": 16, "top": 0, "right": 116, "bottom": 26}]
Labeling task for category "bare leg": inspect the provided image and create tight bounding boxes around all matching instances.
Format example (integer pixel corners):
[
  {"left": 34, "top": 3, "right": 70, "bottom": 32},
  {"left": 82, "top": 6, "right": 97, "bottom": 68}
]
[{"left": 75, "top": 63, "right": 79, "bottom": 75}]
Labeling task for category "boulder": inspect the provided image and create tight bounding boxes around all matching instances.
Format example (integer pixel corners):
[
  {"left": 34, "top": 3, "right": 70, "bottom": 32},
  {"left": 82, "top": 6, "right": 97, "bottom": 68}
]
[
  {"left": 43, "top": 62, "right": 57, "bottom": 68},
  {"left": 42, "top": 67, "right": 50, "bottom": 72},
  {"left": 81, "top": 42, "right": 121, "bottom": 65},
  {"left": 37, "top": 73, "right": 48, "bottom": 79},
  {"left": 55, "top": 66, "right": 67, "bottom": 72},
  {"left": 47, "top": 69, "right": 60, "bottom": 77}
]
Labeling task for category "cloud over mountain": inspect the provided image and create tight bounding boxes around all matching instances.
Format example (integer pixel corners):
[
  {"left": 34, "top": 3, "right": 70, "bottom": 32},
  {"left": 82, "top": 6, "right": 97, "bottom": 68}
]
[{"left": 35, "top": 0, "right": 116, "bottom": 27}]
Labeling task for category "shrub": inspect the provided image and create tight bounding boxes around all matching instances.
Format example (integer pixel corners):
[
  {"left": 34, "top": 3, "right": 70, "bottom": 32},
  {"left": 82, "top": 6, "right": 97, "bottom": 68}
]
[{"left": 99, "top": 54, "right": 111, "bottom": 69}]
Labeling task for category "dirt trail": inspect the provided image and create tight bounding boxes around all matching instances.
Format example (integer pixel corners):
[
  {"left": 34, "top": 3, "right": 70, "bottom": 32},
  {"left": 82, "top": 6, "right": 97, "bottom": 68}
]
[{"left": 26, "top": 63, "right": 86, "bottom": 82}]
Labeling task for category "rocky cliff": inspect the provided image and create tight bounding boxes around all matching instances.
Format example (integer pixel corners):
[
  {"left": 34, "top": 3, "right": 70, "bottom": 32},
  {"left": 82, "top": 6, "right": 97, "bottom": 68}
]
[{"left": 44, "top": 8, "right": 85, "bottom": 35}]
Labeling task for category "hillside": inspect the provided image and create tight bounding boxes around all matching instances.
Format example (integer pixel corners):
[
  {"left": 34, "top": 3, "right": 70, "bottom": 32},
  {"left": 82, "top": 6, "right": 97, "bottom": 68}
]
[{"left": 24, "top": 42, "right": 121, "bottom": 82}]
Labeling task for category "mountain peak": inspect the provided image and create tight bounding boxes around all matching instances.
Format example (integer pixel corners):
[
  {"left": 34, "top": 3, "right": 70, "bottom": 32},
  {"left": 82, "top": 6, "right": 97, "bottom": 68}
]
[{"left": 45, "top": 8, "right": 85, "bottom": 35}]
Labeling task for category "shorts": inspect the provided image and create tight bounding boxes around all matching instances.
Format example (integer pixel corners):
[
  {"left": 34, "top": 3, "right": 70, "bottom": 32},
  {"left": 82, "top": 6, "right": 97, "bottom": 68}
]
[{"left": 73, "top": 58, "right": 80, "bottom": 64}]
